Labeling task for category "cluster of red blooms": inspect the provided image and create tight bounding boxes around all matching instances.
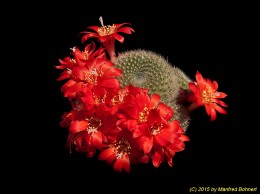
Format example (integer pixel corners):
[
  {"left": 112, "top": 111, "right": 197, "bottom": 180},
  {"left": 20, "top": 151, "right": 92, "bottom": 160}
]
[{"left": 56, "top": 17, "right": 227, "bottom": 173}]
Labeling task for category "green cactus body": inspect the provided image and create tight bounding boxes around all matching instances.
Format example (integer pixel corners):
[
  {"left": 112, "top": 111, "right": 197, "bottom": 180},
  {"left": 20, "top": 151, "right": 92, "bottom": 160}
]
[{"left": 114, "top": 49, "right": 192, "bottom": 130}]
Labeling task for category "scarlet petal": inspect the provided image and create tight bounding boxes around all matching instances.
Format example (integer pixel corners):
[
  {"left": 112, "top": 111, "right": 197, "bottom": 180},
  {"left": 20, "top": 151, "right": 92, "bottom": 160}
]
[
  {"left": 92, "top": 131, "right": 103, "bottom": 150},
  {"left": 61, "top": 79, "right": 76, "bottom": 93},
  {"left": 141, "top": 155, "right": 149, "bottom": 163},
  {"left": 57, "top": 71, "right": 71, "bottom": 81},
  {"left": 87, "top": 26, "right": 99, "bottom": 32},
  {"left": 113, "top": 34, "right": 124, "bottom": 43},
  {"left": 115, "top": 23, "right": 132, "bottom": 28},
  {"left": 99, "top": 61, "right": 114, "bottom": 72},
  {"left": 126, "top": 108, "right": 138, "bottom": 120},
  {"left": 150, "top": 94, "right": 160, "bottom": 108},
  {"left": 212, "top": 80, "right": 219, "bottom": 90},
  {"left": 168, "top": 158, "right": 173, "bottom": 167},
  {"left": 100, "top": 78, "right": 120, "bottom": 88},
  {"left": 143, "top": 137, "right": 153, "bottom": 154},
  {"left": 103, "top": 67, "right": 122, "bottom": 78},
  {"left": 217, "top": 92, "right": 228, "bottom": 98},
  {"left": 69, "top": 120, "right": 88, "bottom": 134},
  {"left": 205, "top": 104, "right": 212, "bottom": 116},
  {"left": 72, "top": 66, "right": 88, "bottom": 80},
  {"left": 213, "top": 104, "right": 228, "bottom": 115},
  {"left": 99, "top": 148, "right": 114, "bottom": 160},
  {"left": 81, "top": 34, "right": 99, "bottom": 43},
  {"left": 188, "top": 83, "right": 198, "bottom": 93},
  {"left": 136, "top": 93, "right": 150, "bottom": 109},
  {"left": 122, "top": 155, "right": 130, "bottom": 173},
  {"left": 113, "top": 159, "right": 123, "bottom": 172},
  {"left": 127, "top": 120, "right": 137, "bottom": 131},
  {"left": 64, "top": 82, "right": 83, "bottom": 98},
  {"left": 105, "top": 154, "right": 117, "bottom": 165},
  {"left": 152, "top": 149, "right": 163, "bottom": 167},
  {"left": 117, "top": 27, "right": 134, "bottom": 34},
  {"left": 158, "top": 103, "right": 173, "bottom": 120},
  {"left": 86, "top": 148, "right": 96, "bottom": 158},
  {"left": 179, "top": 134, "right": 190, "bottom": 141},
  {"left": 195, "top": 71, "right": 204, "bottom": 84},
  {"left": 215, "top": 99, "right": 228, "bottom": 107},
  {"left": 210, "top": 108, "right": 217, "bottom": 121},
  {"left": 155, "top": 132, "right": 171, "bottom": 146},
  {"left": 133, "top": 129, "right": 142, "bottom": 138}
]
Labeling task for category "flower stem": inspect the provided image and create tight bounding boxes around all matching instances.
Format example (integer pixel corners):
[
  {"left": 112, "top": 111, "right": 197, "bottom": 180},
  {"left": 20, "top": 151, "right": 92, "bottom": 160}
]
[{"left": 104, "top": 39, "right": 116, "bottom": 61}]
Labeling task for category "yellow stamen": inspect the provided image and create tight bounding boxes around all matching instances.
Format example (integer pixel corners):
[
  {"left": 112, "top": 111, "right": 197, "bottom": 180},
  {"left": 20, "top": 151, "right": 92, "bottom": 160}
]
[
  {"left": 86, "top": 117, "right": 102, "bottom": 135},
  {"left": 84, "top": 68, "right": 103, "bottom": 84},
  {"left": 149, "top": 122, "right": 163, "bottom": 135},
  {"left": 111, "top": 93, "right": 125, "bottom": 106},
  {"left": 201, "top": 88, "right": 217, "bottom": 104},
  {"left": 98, "top": 24, "right": 116, "bottom": 36},
  {"left": 113, "top": 138, "right": 131, "bottom": 159},
  {"left": 93, "top": 93, "right": 107, "bottom": 105},
  {"left": 98, "top": 16, "right": 116, "bottom": 36},
  {"left": 139, "top": 106, "right": 149, "bottom": 123}
]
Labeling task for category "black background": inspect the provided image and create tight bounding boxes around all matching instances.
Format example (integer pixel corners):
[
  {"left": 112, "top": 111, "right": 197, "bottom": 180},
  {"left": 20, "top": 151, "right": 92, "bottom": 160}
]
[{"left": 17, "top": 2, "right": 257, "bottom": 193}]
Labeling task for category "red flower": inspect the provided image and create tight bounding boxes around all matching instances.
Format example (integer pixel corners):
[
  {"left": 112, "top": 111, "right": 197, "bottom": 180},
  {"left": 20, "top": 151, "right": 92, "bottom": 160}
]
[
  {"left": 99, "top": 129, "right": 149, "bottom": 173},
  {"left": 139, "top": 108, "right": 178, "bottom": 154},
  {"left": 137, "top": 105, "right": 189, "bottom": 167},
  {"left": 80, "top": 16, "right": 134, "bottom": 60},
  {"left": 67, "top": 104, "right": 119, "bottom": 156},
  {"left": 56, "top": 42, "right": 106, "bottom": 81},
  {"left": 61, "top": 57, "right": 122, "bottom": 99},
  {"left": 116, "top": 86, "right": 160, "bottom": 132},
  {"left": 188, "top": 71, "right": 228, "bottom": 121}
]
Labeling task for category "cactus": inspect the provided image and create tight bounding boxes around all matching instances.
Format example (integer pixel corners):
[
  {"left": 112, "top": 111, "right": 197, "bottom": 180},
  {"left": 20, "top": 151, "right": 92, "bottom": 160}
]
[
  {"left": 114, "top": 49, "right": 192, "bottom": 130},
  {"left": 56, "top": 18, "right": 229, "bottom": 173}
]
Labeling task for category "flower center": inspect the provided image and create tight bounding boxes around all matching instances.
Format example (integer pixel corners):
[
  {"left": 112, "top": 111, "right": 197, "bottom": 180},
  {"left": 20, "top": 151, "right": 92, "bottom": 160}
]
[
  {"left": 111, "top": 92, "right": 126, "bottom": 106},
  {"left": 149, "top": 122, "right": 163, "bottom": 135},
  {"left": 85, "top": 68, "right": 103, "bottom": 85},
  {"left": 113, "top": 138, "right": 131, "bottom": 159},
  {"left": 98, "top": 16, "right": 116, "bottom": 36},
  {"left": 86, "top": 117, "right": 102, "bottom": 135},
  {"left": 201, "top": 90, "right": 219, "bottom": 103},
  {"left": 98, "top": 25, "right": 116, "bottom": 36},
  {"left": 139, "top": 106, "right": 149, "bottom": 123},
  {"left": 93, "top": 93, "right": 107, "bottom": 105},
  {"left": 201, "top": 89, "right": 217, "bottom": 104}
]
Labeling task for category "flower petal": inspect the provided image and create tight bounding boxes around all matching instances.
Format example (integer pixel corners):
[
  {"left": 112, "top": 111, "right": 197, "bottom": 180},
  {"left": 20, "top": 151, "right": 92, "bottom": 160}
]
[
  {"left": 210, "top": 107, "right": 217, "bottom": 121},
  {"left": 69, "top": 120, "right": 88, "bottom": 134},
  {"left": 122, "top": 155, "right": 131, "bottom": 173},
  {"left": 157, "top": 103, "right": 173, "bottom": 121},
  {"left": 152, "top": 148, "right": 163, "bottom": 168},
  {"left": 113, "top": 158, "right": 123, "bottom": 172},
  {"left": 87, "top": 26, "right": 99, "bottom": 32},
  {"left": 150, "top": 94, "right": 160, "bottom": 108},
  {"left": 100, "top": 78, "right": 120, "bottom": 88},
  {"left": 99, "top": 147, "right": 114, "bottom": 160},
  {"left": 117, "top": 27, "right": 134, "bottom": 34},
  {"left": 113, "top": 33, "right": 124, "bottom": 43},
  {"left": 143, "top": 137, "right": 153, "bottom": 154},
  {"left": 92, "top": 131, "right": 103, "bottom": 150}
]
